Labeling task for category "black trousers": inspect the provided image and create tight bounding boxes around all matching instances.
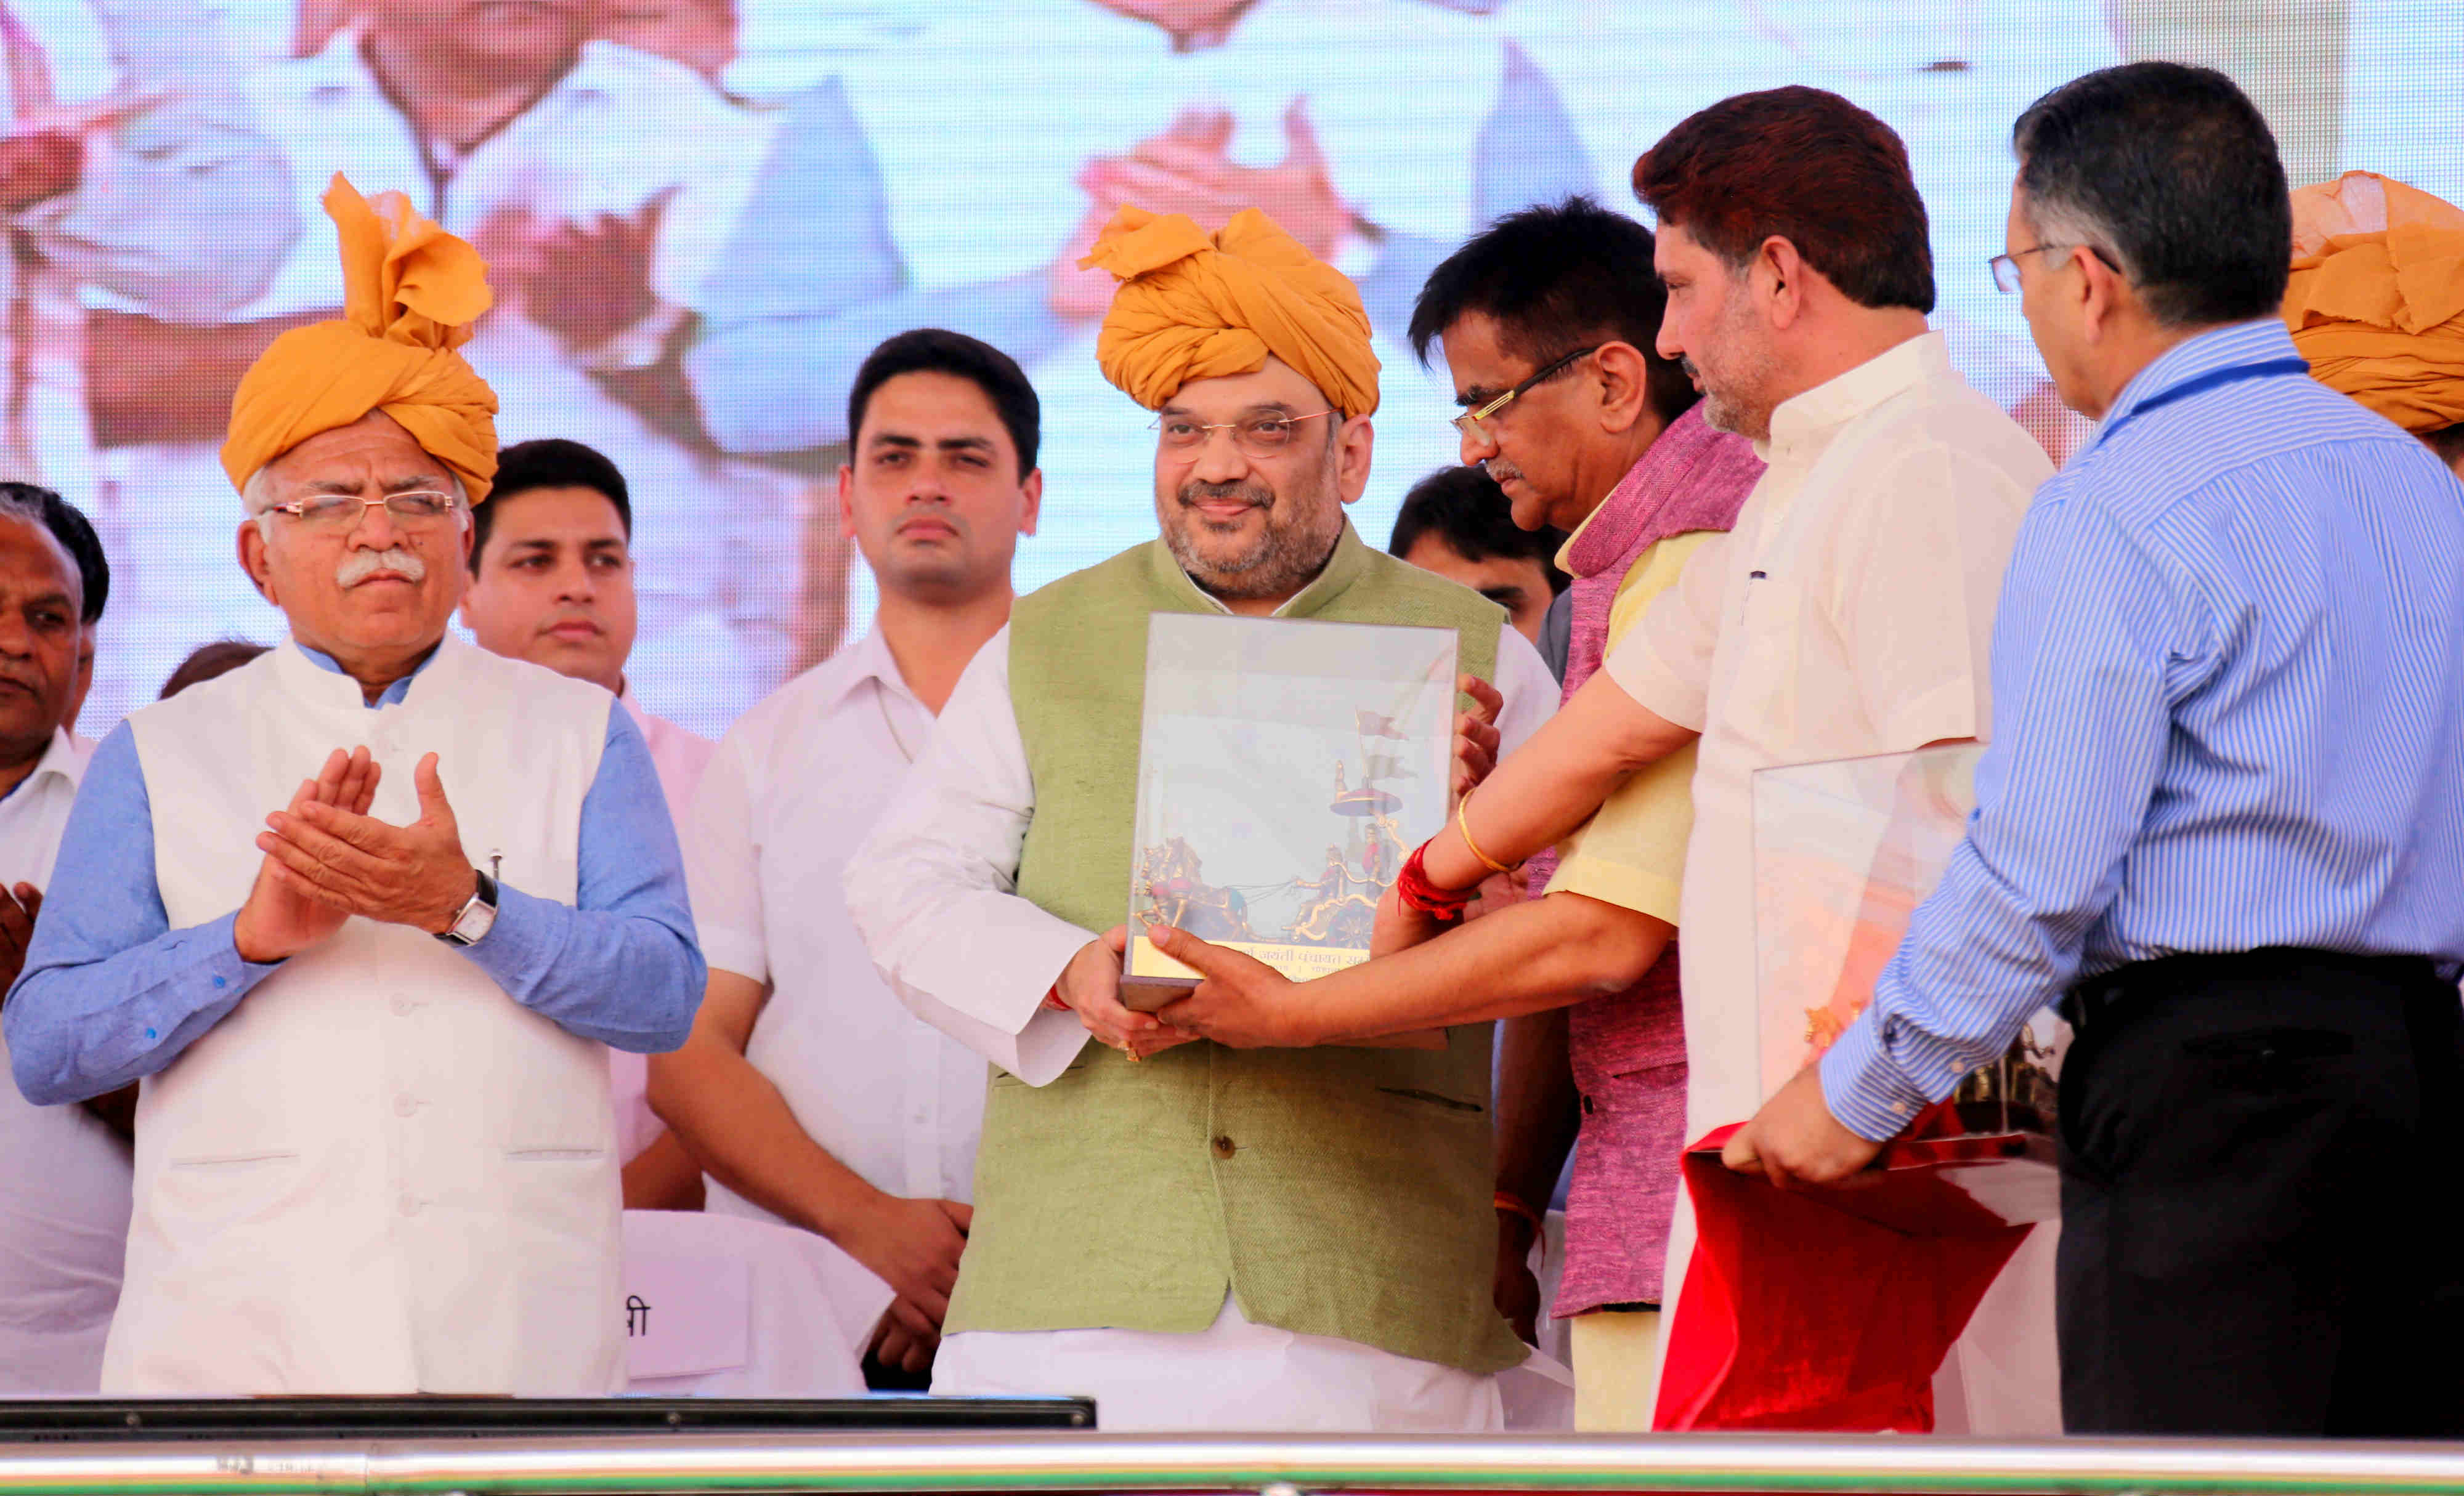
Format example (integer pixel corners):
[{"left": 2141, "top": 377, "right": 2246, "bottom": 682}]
[{"left": 2057, "top": 948, "right": 2464, "bottom": 1436}]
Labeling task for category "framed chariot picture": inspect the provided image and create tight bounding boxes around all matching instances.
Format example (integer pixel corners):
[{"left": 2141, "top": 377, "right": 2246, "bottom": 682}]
[{"left": 1123, "top": 612, "right": 1457, "bottom": 1005}]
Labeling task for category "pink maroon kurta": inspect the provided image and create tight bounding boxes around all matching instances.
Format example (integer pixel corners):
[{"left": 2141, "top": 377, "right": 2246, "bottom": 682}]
[{"left": 1526, "top": 407, "right": 1761, "bottom": 1316}]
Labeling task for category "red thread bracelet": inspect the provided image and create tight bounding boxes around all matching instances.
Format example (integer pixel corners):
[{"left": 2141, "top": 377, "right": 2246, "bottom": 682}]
[{"left": 1396, "top": 841, "right": 1475, "bottom": 923}]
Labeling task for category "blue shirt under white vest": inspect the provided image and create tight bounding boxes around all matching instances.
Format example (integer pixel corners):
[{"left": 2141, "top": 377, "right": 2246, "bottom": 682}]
[{"left": 3, "top": 634, "right": 705, "bottom": 1394}]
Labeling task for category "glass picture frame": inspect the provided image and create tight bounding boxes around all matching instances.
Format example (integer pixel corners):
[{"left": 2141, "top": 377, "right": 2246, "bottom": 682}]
[
  {"left": 1122, "top": 612, "right": 1457, "bottom": 1006},
  {"left": 1751, "top": 745, "right": 2057, "bottom": 1139}
]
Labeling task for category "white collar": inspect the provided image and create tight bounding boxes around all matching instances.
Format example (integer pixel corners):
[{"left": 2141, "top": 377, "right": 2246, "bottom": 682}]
[
  {"left": 811, "top": 625, "right": 921, "bottom": 714},
  {"left": 22, "top": 727, "right": 83, "bottom": 793},
  {"left": 299, "top": 25, "right": 625, "bottom": 109},
  {"left": 1763, "top": 330, "right": 1951, "bottom": 461}
]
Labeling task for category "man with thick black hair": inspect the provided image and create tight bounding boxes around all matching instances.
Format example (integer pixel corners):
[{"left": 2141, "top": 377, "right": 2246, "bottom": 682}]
[
  {"left": 460, "top": 437, "right": 713, "bottom": 1215},
  {"left": 1166, "top": 195, "right": 1767, "bottom": 1429},
  {"left": 1730, "top": 61, "right": 2464, "bottom": 1438},
  {"left": 655, "top": 329, "right": 1043, "bottom": 1389},
  {"left": 23, "top": 489, "right": 106, "bottom": 732}
]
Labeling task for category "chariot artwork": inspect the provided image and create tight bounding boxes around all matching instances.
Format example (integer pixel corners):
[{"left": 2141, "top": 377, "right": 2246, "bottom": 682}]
[{"left": 1122, "top": 614, "right": 1457, "bottom": 999}]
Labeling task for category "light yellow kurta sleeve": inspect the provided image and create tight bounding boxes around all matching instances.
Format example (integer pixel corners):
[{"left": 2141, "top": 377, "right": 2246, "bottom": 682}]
[{"left": 1543, "top": 530, "right": 1717, "bottom": 926}]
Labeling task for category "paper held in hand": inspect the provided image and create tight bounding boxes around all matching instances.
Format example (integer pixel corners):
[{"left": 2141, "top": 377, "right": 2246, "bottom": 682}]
[{"left": 1123, "top": 613, "right": 1455, "bottom": 1048}]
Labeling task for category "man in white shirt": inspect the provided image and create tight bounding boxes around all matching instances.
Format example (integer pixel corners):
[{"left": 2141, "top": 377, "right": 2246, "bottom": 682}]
[
  {"left": 459, "top": 436, "right": 712, "bottom": 1212},
  {"left": 845, "top": 210, "right": 1558, "bottom": 1432},
  {"left": 91, "top": 0, "right": 789, "bottom": 732},
  {"left": 6, "top": 0, "right": 293, "bottom": 513},
  {"left": 0, "top": 483, "right": 122, "bottom": 1393},
  {"left": 1379, "top": 87, "right": 2056, "bottom": 1431},
  {"left": 650, "top": 329, "right": 1042, "bottom": 1388}
]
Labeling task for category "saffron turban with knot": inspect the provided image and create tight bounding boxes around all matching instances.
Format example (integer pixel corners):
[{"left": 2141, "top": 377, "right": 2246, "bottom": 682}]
[
  {"left": 222, "top": 174, "right": 501, "bottom": 501},
  {"left": 1082, "top": 205, "right": 1380, "bottom": 418},
  {"left": 2284, "top": 170, "right": 2464, "bottom": 436}
]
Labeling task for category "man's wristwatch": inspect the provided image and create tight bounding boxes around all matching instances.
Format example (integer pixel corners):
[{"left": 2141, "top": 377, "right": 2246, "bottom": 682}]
[{"left": 436, "top": 868, "right": 500, "bottom": 947}]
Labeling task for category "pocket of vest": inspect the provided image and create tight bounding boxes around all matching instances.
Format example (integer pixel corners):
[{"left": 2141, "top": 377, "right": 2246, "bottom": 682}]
[
  {"left": 166, "top": 1149, "right": 299, "bottom": 1171},
  {"left": 1376, "top": 1086, "right": 1484, "bottom": 1116},
  {"left": 505, "top": 1147, "right": 608, "bottom": 1162}
]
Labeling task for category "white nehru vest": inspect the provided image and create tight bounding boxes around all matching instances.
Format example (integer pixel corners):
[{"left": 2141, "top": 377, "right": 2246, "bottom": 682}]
[{"left": 110, "top": 636, "right": 623, "bottom": 1395}]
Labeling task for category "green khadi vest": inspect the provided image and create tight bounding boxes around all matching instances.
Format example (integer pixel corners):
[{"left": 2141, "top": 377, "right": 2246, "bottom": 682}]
[{"left": 949, "top": 523, "right": 1525, "bottom": 1376}]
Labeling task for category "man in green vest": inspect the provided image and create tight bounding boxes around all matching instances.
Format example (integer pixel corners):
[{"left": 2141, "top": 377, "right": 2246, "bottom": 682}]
[{"left": 845, "top": 205, "right": 1560, "bottom": 1431}]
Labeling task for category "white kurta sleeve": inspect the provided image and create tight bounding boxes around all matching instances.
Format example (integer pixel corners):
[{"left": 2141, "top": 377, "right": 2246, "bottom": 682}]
[
  {"left": 1491, "top": 624, "right": 1560, "bottom": 754},
  {"left": 682, "top": 734, "right": 768, "bottom": 984},
  {"left": 1603, "top": 524, "right": 1733, "bottom": 731},
  {"left": 842, "top": 628, "right": 1096, "bottom": 1085}
]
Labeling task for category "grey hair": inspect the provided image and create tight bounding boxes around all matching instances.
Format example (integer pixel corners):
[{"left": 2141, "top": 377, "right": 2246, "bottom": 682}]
[
  {"left": 2010, "top": 62, "right": 2291, "bottom": 328},
  {"left": 0, "top": 488, "right": 47, "bottom": 532},
  {"left": 245, "top": 466, "right": 471, "bottom": 541}
]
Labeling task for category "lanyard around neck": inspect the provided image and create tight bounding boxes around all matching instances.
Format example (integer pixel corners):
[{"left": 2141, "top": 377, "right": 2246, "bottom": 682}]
[{"left": 2100, "top": 357, "right": 2311, "bottom": 445}]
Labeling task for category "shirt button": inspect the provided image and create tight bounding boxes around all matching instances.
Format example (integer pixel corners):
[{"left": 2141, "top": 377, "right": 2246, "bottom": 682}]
[
  {"left": 394, "top": 1096, "right": 419, "bottom": 1118},
  {"left": 1891, "top": 1102, "right": 1910, "bottom": 1116},
  {"left": 397, "top": 1194, "right": 422, "bottom": 1217},
  {"left": 391, "top": 996, "right": 416, "bottom": 1017},
  {"left": 211, "top": 976, "right": 227, "bottom": 990},
  {"left": 1210, "top": 1135, "right": 1236, "bottom": 1160}
]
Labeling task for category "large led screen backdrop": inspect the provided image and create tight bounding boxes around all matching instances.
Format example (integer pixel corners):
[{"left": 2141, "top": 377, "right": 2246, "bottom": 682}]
[{"left": 24, "top": 0, "right": 2463, "bottom": 739}]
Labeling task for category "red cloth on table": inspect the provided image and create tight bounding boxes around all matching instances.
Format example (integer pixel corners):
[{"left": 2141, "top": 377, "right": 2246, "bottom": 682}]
[{"left": 1655, "top": 1117, "right": 2033, "bottom": 1433}]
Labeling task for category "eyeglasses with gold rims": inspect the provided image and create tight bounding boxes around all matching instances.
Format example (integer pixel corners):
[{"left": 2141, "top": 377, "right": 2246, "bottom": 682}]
[
  {"left": 1151, "top": 409, "right": 1337, "bottom": 458},
  {"left": 1450, "top": 344, "right": 1602, "bottom": 442},
  {"left": 261, "top": 490, "right": 464, "bottom": 530},
  {"left": 1989, "top": 242, "right": 2124, "bottom": 294}
]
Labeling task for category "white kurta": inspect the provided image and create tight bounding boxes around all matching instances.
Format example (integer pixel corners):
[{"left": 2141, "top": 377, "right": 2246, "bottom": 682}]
[
  {"left": 684, "top": 628, "right": 987, "bottom": 1215},
  {"left": 0, "top": 730, "right": 128, "bottom": 1394},
  {"left": 1601, "top": 331, "right": 2054, "bottom": 1433},
  {"left": 846, "top": 609, "right": 1558, "bottom": 1432},
  {"left": 609, "top": 689, "right": 713, "bottom": 1164}
]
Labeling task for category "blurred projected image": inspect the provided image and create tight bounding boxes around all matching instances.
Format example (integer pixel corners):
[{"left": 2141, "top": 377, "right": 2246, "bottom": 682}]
[{"left": 24, "top": 0, "right": 2459, "bottom": 737}]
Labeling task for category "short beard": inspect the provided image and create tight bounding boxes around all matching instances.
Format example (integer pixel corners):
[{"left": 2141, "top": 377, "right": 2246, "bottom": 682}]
[
  {"left": 1159, "top": 471, "right": 1343, "bottom": 603},
  {"left": 1686, "top": 285, "right": 1782, "bottom": 442}
]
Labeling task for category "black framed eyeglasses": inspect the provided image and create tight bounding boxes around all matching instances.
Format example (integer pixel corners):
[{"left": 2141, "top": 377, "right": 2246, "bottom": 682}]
[
  {"left": 1450, "top": 344, "right": 1602, "bottom": 440},
  {"left": 1990, "top": 243, "right": 2123, "bottom": 294}
]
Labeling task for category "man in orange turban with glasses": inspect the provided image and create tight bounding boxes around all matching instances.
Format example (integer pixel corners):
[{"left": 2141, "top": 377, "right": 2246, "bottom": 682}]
[
  {"left": 848, "top": 204, "right": 1562, "bottom": 1431},
  {"left": 2286, "top": 171, "right": 2464, "bottom": 478},
  {"left": 6, "top": 177, "right": 704, "bottom": 1395}
]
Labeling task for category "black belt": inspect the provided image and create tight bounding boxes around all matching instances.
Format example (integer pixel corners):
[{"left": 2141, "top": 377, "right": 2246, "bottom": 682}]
[{"left": 2063, "top": 947, "right": 2445, "bottom": 1037}]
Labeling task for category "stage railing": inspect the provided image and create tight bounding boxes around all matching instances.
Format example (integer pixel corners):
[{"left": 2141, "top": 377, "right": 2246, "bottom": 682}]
[{"left": 7, "top": 1433, "right": 2464, "bottom": 1494}]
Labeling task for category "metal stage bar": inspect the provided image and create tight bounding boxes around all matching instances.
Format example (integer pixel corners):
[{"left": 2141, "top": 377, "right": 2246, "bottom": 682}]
[{"left": 7, "top": 1431, "right": 2464, "bottom": 1495}]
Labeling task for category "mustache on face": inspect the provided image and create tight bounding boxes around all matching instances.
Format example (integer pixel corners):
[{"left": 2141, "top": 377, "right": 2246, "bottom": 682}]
[
  {"left": 1484, "top": 458, "right": 1525, "bottom": 484},
  {"left": 1177, "top": 480, "right": 1273, "bottom": 513},
  {"left": 336, "top": 547, "right": 426, "bottom": 588}
]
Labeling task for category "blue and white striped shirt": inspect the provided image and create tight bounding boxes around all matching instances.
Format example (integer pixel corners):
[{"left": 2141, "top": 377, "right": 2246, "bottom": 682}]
[{"left": 1821, "top": 318, "right": 2464, "bottom": 1141}]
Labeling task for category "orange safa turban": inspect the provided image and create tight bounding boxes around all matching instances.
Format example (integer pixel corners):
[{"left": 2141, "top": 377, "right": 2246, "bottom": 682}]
[
  {"left": 221, "top": 174, "right": 501, "bottom": 501},
  {"left": 1082, "top": 205, "right": 1380, "bottom": 418},
  {"left": 2284, "top": 170, "right": 2464, "bottom": 435}
]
